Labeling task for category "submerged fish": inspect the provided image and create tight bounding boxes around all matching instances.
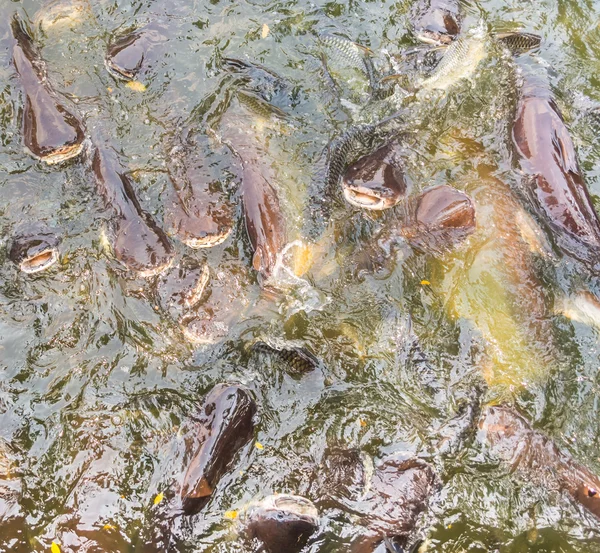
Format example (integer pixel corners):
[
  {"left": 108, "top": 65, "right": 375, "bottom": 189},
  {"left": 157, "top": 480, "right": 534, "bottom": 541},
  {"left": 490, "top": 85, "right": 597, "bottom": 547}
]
[
  {"left": 242, "top": 494, "right": 319, "bottom": 553},
  {"left": 479, "top": 406, "right": 600, "bottom": 520},
  {"left": 10, "top": 15, "right": 85, "bottom": 164},
  {"left": 315, "top": 451, "right": 438, "bottom": 553},
  {"left": 342, "top": 142, "right": 409, "bottom": 210},
  {"left": 33, "top": 0, "right": 94, "bottom": 33},
  {"left": 251, "top": 341, "right": 319, "bottom": 375},
  {"left": 181, "top": 384, "right": 256, "bottom": 514},
  {"left": 512, "top": 69, "right": 600, "bottom": 272},
  {"left": 410, "top": 0, "right": 461, "bottom": 45},
  {"left": 105, "top": 21, "right": 168, "bottom": 81},
  {"left": 9, "top": 223, "right": 60, "bottom": 273},
  {"left": 90, "top": 139, "right": 174, "bottom": 277},
  {"left": 165, "top": 131, "right": 234, "bottom": 248}
]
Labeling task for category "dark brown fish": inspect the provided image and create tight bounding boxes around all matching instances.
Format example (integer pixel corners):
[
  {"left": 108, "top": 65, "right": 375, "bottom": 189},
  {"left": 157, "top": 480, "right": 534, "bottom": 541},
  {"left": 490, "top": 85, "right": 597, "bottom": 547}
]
[
  {"left": 382, "top": 184, "right": 476, "bottom": 254},
  {"left": 105, "top": 21, "right": 168, "bottom": 81},
  {"left": 181, "top": 384, "right": 256, "bottom": 514},
  {"left": 220, "top": 102, "right": 287, "bottom": 279},
  {"left": 10, "top": 15, "right": 85, "bottom": 164},
  {"left": 495, "top": 31, "right": 541, "bottom": 55},
  {"left": 410, "top": 0, "right": 461, "bottom": 45},
  {"left": 165, "top": 132, "right": 234, "bottom": 248},
  {"left": 479, "top": 406, "right": 600, "bottom": 520},
  {"left": 342, "top": 142, "right": 408, "bottom": 210},
  {"left": 512, "top": 73, "right": 600, "bottom": 271},
  {"left": 243, "top": 494, "right": 319, "bottom": 553},
  {"left": 315, "top": 450, "right": 438, "bottom": 553},
  {"left": 9, "top": 223, "right": 60, "bottom": 273},
  {"left": 90, "top": 142, "right": 174, "bottom": 276},
  {"left": 251, "top": 341, "right": 319, "bottom": 375}
]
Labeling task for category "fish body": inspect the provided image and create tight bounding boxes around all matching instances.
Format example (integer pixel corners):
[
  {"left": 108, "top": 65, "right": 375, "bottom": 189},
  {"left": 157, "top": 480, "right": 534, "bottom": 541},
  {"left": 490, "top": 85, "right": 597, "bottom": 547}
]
[
  {"left": 105, "top": 21, "right": 168, "bottom": 81},
  {"left": 479, "top": 406, "right": 600, "bottom": 520},
  {"left": 33, "top": 0, "right": 93, "bottom": 33},
  {"left": 512, "top": 76, "right": 600, "bottom": 271},
  {"left": 9, "top": 223, "right": 60, "bottom": 273},
  {"left": 181, "top": 384, "right": 256, "bottom": 514},
  {"left": 220, "top": 100, "right": 287, "bottom": 280},
  {"left": 251, "top": 341, "right": 319, "bottom": 375},
  {"left": 342, "top": 142, "right": 408, "bottom": 210},
  {"left": 242, "top": 494, "right": 319, "bottom": 553},
  {"left": 420, "top": 26, "right": 488, "bottom": 91},
  {"left": 90, "top": 141, "right": 174, "bottom": 277},
  {"left": 559, "top": 290, "right": 600, "bottom": 330},
  {"left": 410, "top": 0, "right": 461, "bottom": 45},
  {"left": 11, "top": 15, "right": 85, "bottom": 163},
  {"left": 165, "top": 132, "right": 234, "bottom": 248},
  {"left": 495, "top": 31, "right": 541, "bottom": 55}
]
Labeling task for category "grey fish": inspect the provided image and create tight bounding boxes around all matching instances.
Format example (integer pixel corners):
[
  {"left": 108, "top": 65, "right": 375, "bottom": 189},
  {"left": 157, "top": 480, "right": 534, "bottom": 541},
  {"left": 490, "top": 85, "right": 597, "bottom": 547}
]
[
  {"left": 251, "top": 341, "right": 319, "bottom": 375},
  {"left": 495, "top": 31, "right": 541, "bottom": 55},
  {"left": 420, "top": 25, "right": 488, "bottom": 91}
]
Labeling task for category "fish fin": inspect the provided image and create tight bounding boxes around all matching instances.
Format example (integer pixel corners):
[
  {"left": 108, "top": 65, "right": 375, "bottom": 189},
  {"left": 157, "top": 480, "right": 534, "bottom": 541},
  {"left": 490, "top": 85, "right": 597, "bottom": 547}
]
[{"left": 252, "top": 249, "right": 263, "bottom": 272}]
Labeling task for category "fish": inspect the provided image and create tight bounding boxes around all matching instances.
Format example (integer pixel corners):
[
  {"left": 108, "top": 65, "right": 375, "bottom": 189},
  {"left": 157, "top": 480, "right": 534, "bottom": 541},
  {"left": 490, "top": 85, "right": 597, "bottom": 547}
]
[
  {"left": 10, "top": 15, "right": 85, "bottom": 164},
  {"left": 9, "top": 223, "right": 60, "bottom": 273},
  {"left": 372, "top": 184, "right": 476, "bottom": 257},
  {"left": 90, "top": 139, "right": 174, "bottom": 277},
  {"left": 251, "top": 341, "right": 319, "bottom": 375},
  {"left": 157, "top": 259, "right": 210, "bottom": 318},
  {"left": 400, "top": 184, "right": 477, "bottom": 253},
  {"left": 342, "top": 141, "right": 409, "bottom": 210},
  {"left": 181, "top": 384, "right": 257, "bottom": 514},
  {"left": 105, "top": 21, "right": 168, "bottom": 81},
  {"left": 512, "top": 70, "right": 600, "bottom": 272},
  {"left": 559, "top": 290, "right": 600, "bottom": 330},
  {"left": 410, "top": 0, "right": 461, "bottom": 45},
  {"left": 479, "top": 406, "right": 600, "bottom": 520},
  {"left": 306, "top": 112, "right": 408, "bottom": 237},
  {"left": 219, "top": 98, "right": 287, "bottom": 280},
  {"left": 165, "top": 131, "right": 234, "bottom": 248},
  {"left": 33, "top": 0, "right": 94, "bottom": 33},
  {"left": 495, "top": 31, "right": 541, "bottom": 55},
  {"left": 242, "top": 494, "right": 319, "bottom": 553},
  {"left": 420, "top": 24, "right": 488, "bottom": 91},
  {"left": 222, "top": 57, "right": 291, "bottom": 109},
  {"left": 315, "top": 450, "right": 438, "bottom": 553}
]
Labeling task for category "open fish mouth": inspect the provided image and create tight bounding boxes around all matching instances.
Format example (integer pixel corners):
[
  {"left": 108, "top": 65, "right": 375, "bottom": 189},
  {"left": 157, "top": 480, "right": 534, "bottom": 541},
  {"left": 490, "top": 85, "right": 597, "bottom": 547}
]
[
  {"left": 133, "top": 255, "right": 175, "bottom": 279},
  {"left": 33, "top": 142, "right": 84, "bottom": 165},
  {"left": 180, "top": 227, "right": 232, "bottom": 249},
  {"left": 416, "top": 30, "right": 454, "bottom": 45},
  {"left": 104, "top": 58, "right": 136, "bottom": 81},
  {"left": 343, "top": 188, "right": 389, "bottom": 210},
  {"left": 19, "top": 248, "right": 59, "bottom": 274},
  {"left": 270, "top": 495, "right": 319, "bottom": 520}
]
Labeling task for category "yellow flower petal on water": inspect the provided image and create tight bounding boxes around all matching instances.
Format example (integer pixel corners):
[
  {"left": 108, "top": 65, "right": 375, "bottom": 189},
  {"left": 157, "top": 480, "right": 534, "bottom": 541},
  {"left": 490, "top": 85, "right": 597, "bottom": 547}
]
[
  {"left": 51, "top": 542, "right": 61, "bottom": 553},
  {"left": 261, "top": 23, "right": 270, "bottom": 38},
  {"left": 153, "top": 492, "right": 164, "bottom": 505},
  {"left": 126, "top": 80, "right": 147, "bottom": 92},
  {"left": 359, "top": 418, "right": 367, "bottom": 427},
  {"left": 255, "top": 442, "right": 264, "bottom": 450},
  {"left": 103, "top": 523, "right": 116, "bottom": 531},
  {"left": 420, "top": 280, "right": 431, "bottom": 286},
  {"left": 224, "top": 510, "right": 239, "bottom": 520}
]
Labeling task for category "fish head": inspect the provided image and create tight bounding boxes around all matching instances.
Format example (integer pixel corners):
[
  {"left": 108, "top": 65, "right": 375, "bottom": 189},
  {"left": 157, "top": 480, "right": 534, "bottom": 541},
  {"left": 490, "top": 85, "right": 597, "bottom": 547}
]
[
  {"left": 9, "top": 223, "right": 60, "bottom": 274},
  {"left": 244, "top": 494, "right": 319, "bottom": 553},
  {"left": 573, "top": 482, "right": 600, "bottom": 519},
  {"left": 105, "top": 29, "right": 148, "bottom": 80},
  {"left": 412, "top": 2, "right": 460, "bottom": 45},
  {"left": 414, "top": 184, "right": 475, "bottom": 232},
  {"left": 342, "top": 144, "right": 407, "bottom": 210}
]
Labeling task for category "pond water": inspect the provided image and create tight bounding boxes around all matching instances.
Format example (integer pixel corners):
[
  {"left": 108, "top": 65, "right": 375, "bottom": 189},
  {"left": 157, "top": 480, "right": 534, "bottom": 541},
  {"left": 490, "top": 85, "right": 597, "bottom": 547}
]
[{"left": 2, "top": 0, "right": 600, "bottom": 551}]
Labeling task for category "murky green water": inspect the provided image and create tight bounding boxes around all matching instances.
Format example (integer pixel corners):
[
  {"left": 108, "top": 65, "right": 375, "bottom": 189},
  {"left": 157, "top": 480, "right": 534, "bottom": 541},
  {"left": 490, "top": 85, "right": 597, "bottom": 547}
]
[{"left": 3, "top": 0, "right": 600, "bottom": 551}]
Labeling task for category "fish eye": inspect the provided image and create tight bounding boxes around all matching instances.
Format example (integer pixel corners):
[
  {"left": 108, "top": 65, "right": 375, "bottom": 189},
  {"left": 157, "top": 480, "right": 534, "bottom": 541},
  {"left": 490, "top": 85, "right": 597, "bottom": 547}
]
[
  {"left": 588, "top": 488, "right": 597, "bottom": 497},
  {"left": 276, "top": 511, "right": 285, "bottom": 520}
]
